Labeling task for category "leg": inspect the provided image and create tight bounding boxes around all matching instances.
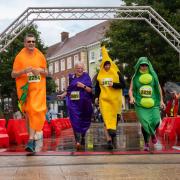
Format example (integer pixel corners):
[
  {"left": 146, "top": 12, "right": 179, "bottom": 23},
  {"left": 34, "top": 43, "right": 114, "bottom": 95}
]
[
  {"left": 106, "top": 127, "right": 117, "bottom": 149},
  {"left": 103, "top": 125, "right": 113, "bottom": 149},
  {"left": 104, "top": 125, "right": 111, "bottom": 142},
  {"left": 117, "top": 114, "right": 120, "bottom": 126},
  {"left": 108, "top": 129, "right": 117, "bottom": 148},
  {"left": 81, "top": 133, "right": 86, "bottom": 146},
  {"left": 141, "top": 126, "right": 150, "bottom": 151},
  {"left": 25, "top": 113, "right": 36, "bottom": 152},
  {"left": 141, "top": 126, "right": 149, "bottom": 144},
  {"left": 29, "top": 127, "right": 36, "bottom": 140},
  {"left": 151, "top": 122, "right": 160, "bottom": 144},
  {"left": 73, "top": 130, "right": 81, "bottom": 150}
]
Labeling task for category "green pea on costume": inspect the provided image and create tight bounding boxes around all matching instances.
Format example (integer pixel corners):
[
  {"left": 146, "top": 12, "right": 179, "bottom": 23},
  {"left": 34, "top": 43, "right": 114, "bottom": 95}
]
[{"left": 132, "top": 57, "right": 161, "bottom": 142}]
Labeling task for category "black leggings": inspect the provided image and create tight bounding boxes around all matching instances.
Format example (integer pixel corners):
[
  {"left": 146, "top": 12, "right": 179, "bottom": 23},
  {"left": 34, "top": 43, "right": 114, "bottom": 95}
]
[
  {"left": 141, "top": 123, "right": 159, "bottom": 143},
  {"left": 73, "top": 129, "right": 85, "bottom": 143}
]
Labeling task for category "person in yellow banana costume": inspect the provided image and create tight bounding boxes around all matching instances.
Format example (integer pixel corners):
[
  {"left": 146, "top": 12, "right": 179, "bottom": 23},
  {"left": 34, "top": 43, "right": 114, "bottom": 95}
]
[{"left": 95, "top": 46, "right": 125, "bottom": 149}]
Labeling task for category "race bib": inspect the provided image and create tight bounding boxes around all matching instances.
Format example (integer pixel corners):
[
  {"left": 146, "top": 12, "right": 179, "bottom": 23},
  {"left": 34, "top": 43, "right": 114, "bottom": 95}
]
[
  {"left": 27, "top": 72, "right": 41, "bottom": 83},
  {"left": 139, "top": 85, "right": 153, "bottom": 97},
  {"left": 102, "top": 78, "right": 113, "bottom": 87},
  {"left": 70, "top": 91, "right": 80, "bottom": 100}
]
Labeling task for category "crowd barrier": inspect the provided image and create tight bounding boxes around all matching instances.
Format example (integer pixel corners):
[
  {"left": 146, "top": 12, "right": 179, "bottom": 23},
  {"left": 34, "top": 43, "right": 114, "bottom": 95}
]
[
  {"left": 158, "top": 117, "right": 180, "bottom": 141},
  {"left": 0, "top": 119, "right": 9, "bottom": 147},
  {"left": 7, "top": 119, "right": 29, "bottom": 145},
  {"left": 47, "top": 118, "right": 71, "bottom": 137},
  {"left": 1, "top": 117, "right": 72, "bottom": 147}
]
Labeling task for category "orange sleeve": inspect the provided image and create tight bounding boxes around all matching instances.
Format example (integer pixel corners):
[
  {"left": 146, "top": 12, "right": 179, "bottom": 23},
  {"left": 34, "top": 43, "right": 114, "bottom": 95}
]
[
  {"left": 13, "top": 55, "right": 22, "bottom": 72},
  {"left": 37, "top": 49, "right": 47, "bottom": 69},
  {"left": 41, "top": 53, "right": 47, "bottom": 69}
]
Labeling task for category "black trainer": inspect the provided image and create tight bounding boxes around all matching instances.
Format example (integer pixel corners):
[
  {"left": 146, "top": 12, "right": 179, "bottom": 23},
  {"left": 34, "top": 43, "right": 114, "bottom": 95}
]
[{"left": 25, "top": 140, "right": 35, "bottom": 152}]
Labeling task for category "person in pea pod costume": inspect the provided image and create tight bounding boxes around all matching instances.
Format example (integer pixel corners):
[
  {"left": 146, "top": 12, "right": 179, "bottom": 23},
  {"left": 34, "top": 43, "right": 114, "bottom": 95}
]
[{"left": 129, "top": 57, "right": 165, "bottom": 151}]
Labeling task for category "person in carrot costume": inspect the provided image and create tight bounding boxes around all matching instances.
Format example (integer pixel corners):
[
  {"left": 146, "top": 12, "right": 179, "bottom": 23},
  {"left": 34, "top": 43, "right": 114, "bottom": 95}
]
[
  {"left": 11, "top": 34, "right": 48, "bottom": 152},
  {"left": 95, "top": 46, "right": 125, "bottom": 149}
]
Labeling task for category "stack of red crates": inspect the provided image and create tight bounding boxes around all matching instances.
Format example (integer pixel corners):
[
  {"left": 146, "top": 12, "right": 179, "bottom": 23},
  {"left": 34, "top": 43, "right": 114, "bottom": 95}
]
[
  {"left": 158, "top": 117, "right": 180, "bottom": 141},
  {"left": 7, "top": 119, "right": 29, "bottom": 145},
  {"left": 50, "top": 118, "right": 71, "bottom": 137},
  {"left": 42, "top": 121, "right": 52, "bottom": 138},
  {"left": 0, "top": 119, "right": 9, "bottom": 147}
]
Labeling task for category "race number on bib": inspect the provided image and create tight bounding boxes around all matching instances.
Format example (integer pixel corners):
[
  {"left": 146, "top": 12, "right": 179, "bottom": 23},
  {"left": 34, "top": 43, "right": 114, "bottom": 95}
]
[
  {"left": 70, "top": 91, "right": 80, "bottom": 100},
  {"left": 102, "top": 78, "right": 113, "bottom": 87},
  {"left": 27, "top": 72, "right": 41, "bottom": 83},
  {"left": 139, "top": 85, "right": 152, "bottom": 97}
]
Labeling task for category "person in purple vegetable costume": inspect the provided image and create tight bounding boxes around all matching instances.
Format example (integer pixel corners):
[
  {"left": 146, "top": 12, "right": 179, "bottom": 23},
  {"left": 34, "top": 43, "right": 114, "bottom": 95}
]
[{"left": 58, "top": 61, "right": 93, "bottom": 150}]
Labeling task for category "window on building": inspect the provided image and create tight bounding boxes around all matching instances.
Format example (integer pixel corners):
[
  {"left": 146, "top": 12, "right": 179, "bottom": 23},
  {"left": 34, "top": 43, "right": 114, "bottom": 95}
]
[
  {"left": 61, "top": 59, "right": 65, "bottom": 71},
  {"left": 67, "top": 57, "right": 72, "bottom": 69},
  {"left": 91, "top": 51, "right": 95, "bottom": 61},
  {"left": 55, "top": 79, "right": 59, "bottom": 92},
  {"left": 99, "top": 49, "right": 102, "bottom": 61},
  {"left": 54, "top": 61, "right": 59, "bottom": 73},
  {"left": 48, "top": 63, "right": 53, "bottom": 74},
  {"left": 74, "top": 54, "right": 79, "bottom": 66},
  {"left": 61, "top": 77, "right": 66, "bottom": 91}
]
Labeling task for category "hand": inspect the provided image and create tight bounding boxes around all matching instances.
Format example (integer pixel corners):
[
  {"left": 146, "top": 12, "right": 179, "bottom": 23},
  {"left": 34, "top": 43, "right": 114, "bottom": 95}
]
[
  {"left": 174, "top": 92, "right": 180, "bottom": 99},
  {"left": 129, "top": 97, "right": 135, "bottom": 104},
  {"left": 95, "top": 98, "right": 99, "bottom": 105},
  {"left": 24, "top": 67, "right": 32, "bottom": 74},
  {"left": 57, "top": 92, "right": 67, "bottom": 99},
  {"left": 108, "top": 81, "right": 113, "bottom": 87},
  {"left": 31, "top": 68, "right": 40, "bottom": 76},
  {"left": 176, "top": 93, "right": 180, "bottom": 99},
  {"left": 36, "top": 68, "right": 45, "bottom": 73},
  {"left": 57, "top": 95, "right": 64, "bottom": 99},
  {"left": 77, "top": 81, "right": 85, "bottom": 88},
  {"left": 160, "top": 100, "right": 166, "bottom": 110}
]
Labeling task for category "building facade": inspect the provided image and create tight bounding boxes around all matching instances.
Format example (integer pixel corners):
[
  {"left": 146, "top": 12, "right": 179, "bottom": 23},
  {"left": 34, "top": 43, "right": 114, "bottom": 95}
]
[{"left": 46, "top": 21, "right": 110, "bottom": 92}]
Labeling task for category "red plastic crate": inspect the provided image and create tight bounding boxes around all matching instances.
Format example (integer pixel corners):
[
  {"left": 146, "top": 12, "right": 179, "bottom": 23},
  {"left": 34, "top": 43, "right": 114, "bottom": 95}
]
[
  {"left": 0, "top": 134, "right": 9, "bottom": 147},
  {"left": 163, "top": 117, "right": 179, "bottom": 141},
  {"left": 43, "top": 121, "right": 52, "bottom": 138},
  {"left": 158, "top": 117, "right": 170, "bottom": 136},
  {"left": 0, "top": 119, "right": 6, "bottom": 128},
  {"left": 7, "top": 119, "right": 29, "bottom": 144}
]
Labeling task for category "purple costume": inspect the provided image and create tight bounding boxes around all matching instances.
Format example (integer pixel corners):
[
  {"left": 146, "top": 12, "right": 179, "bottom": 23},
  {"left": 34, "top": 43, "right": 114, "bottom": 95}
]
[{"left": 66, "top": 72, "right": 93, "bottom": 134}]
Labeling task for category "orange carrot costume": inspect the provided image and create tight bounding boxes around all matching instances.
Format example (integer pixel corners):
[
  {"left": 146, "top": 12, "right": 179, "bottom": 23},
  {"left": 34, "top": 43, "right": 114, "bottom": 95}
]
[{"left": 13, "top": 48, "right": 47, "bottom": 131}]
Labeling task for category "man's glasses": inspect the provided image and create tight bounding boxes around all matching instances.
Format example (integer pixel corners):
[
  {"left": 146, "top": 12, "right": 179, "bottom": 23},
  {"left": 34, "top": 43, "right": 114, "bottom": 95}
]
[{"left": 27, "top": 40, "right": 35, "bottom": 43}]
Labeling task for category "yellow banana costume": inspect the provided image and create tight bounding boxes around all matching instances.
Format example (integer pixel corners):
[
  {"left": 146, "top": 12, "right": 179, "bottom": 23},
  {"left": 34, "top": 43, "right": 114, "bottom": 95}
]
[{"left": 97, "top": 46, "right": 122, "bottom": 130}]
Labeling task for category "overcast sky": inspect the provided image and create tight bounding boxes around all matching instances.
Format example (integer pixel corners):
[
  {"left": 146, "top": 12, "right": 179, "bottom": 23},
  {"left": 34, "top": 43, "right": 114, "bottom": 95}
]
[{"left": 0, "top": 0, "right": 123, "bottom": 46}]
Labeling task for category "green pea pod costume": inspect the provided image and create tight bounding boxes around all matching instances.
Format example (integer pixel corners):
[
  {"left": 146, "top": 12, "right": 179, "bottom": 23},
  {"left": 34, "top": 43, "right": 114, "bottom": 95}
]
[{"left": 132, "top": 57, "right": 161, "bottom": 140}]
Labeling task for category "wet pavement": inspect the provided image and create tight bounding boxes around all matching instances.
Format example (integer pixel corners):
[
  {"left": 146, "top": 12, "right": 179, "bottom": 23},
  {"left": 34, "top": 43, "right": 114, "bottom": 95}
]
[
  {"left": 1, "top": 122, "right": 180, "bottom": 154},
  {"left": 0, "top": 122, "right": 180, "bottom": 179}
]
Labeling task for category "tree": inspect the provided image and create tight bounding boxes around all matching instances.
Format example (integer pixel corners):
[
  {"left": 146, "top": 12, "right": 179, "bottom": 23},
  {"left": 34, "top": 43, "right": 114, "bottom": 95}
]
[
  {"left": 106, "top": 0, "right": 180, "bottom": 85},
  {"left": 0, "top": 24, "right": 56, "bottom": 112},
  {"left": 46, "top": 76, "right": 57, "bottom": 95}
]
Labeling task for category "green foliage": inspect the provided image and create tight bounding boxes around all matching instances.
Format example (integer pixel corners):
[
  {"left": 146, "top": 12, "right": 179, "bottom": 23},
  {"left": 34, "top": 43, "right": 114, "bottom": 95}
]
[
  {"left": 46, "top": 76, "right": 57, "bottom": 95},
  {"left": 106, "top": 0, "right": 180, "bottom": 85},
  {"left": 0, "top": 104, "right": 4, "bottom": 118}
]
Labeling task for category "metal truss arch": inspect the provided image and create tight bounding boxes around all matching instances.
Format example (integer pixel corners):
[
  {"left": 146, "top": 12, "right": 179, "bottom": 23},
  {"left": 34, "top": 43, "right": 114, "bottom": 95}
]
[{"left": 0, "top": 6, "right": 179, "bottom": 54}]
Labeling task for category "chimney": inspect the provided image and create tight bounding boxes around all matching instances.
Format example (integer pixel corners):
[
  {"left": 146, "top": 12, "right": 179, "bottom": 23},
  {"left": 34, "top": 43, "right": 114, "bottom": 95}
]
[{"left": 61, "top": 32, "right": 69, "bottom": 42}]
